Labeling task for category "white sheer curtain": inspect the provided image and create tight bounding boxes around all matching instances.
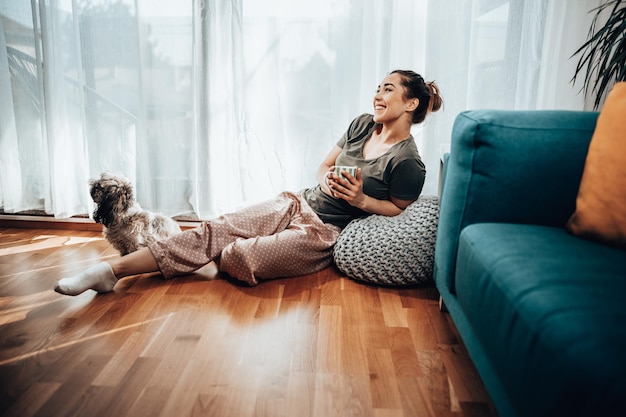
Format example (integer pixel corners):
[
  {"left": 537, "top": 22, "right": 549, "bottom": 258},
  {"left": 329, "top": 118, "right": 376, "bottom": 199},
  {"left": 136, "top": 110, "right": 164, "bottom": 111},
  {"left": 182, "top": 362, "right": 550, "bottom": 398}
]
[
  {"left": 240, "top": 0, "right": 429, "bottom": 203},
  {"left": 421, "top": 0, "right": 599, "bottom": 194},
  {"left": 0, "top": 0, "right": 600, "bottom": 219}
]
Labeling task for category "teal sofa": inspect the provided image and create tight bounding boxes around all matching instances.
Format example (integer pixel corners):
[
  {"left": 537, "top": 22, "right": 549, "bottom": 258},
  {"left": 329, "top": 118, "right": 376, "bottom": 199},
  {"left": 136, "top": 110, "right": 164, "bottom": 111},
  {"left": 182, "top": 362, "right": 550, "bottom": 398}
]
[{"left": 434, "top": 110, "right": 626, "bottom": 417}]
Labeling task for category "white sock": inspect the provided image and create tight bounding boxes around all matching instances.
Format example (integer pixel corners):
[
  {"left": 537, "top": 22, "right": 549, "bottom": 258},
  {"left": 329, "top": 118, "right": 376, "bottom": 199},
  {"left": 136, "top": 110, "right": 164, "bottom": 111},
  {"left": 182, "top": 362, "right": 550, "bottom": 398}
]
[{"left": 54, "top": 262, "right": 118, "bottom": 296}]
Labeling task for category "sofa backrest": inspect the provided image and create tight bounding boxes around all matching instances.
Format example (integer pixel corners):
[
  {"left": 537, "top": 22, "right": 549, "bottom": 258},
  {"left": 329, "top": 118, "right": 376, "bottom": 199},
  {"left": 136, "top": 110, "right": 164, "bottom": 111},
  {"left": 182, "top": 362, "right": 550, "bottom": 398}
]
[{"left": 435, "top": 109, "right": 599, "bottom": 293}]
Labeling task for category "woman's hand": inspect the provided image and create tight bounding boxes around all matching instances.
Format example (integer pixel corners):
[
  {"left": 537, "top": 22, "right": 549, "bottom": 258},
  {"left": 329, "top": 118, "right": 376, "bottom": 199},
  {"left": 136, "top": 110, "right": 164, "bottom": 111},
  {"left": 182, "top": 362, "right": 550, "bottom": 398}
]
[
  {"left": 327, "top": 168, "right": 365, "bottom": 208},
  {"left": 316, "top": 145, "right": 411, "bottom": 216},
  {"left": 327, "top": 166, "right": 415, "bottom": 216}
]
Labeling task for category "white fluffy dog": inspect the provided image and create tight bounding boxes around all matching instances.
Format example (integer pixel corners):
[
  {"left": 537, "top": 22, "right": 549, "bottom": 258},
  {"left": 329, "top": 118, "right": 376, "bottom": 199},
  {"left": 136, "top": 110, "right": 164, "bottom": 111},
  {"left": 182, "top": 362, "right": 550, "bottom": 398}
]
[{"left": 89, "top": 173, "right": 181, "bottom": 256}]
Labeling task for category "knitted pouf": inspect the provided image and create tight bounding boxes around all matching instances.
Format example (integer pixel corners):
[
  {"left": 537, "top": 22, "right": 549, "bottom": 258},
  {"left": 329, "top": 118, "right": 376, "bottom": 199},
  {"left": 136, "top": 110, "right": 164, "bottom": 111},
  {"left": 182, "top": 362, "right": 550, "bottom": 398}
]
[{"left": 333, "top": 195, "right": 439, "bottom": 286}]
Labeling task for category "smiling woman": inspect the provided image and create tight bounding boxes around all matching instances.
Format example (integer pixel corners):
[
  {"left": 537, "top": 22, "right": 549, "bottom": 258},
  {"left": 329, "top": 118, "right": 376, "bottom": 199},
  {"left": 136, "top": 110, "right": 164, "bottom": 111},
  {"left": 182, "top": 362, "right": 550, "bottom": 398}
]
[{"left": 54, "top": 69, "right": 443, "bottom": 295}]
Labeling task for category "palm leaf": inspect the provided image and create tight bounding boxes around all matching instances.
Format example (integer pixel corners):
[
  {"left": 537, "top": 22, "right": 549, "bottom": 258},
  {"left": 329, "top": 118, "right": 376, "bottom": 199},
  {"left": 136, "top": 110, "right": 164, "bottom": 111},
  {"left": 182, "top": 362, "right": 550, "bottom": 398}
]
[{"left": 571, "top": 0, "right": 626, "bottom": 109}]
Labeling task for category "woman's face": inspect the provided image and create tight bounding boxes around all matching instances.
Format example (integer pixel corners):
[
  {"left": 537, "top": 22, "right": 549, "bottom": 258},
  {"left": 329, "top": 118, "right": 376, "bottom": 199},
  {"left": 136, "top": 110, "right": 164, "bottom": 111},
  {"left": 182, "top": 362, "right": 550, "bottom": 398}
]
[{"left": 372, "top": 73, "right": 417, "bottom": 124}]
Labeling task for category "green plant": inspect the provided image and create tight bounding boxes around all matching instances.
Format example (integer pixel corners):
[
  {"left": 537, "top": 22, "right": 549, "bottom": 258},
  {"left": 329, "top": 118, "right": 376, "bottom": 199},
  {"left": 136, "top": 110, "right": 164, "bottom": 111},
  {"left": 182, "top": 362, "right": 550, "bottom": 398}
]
[{"left": 572, "top": 0, "right": 626, "bottom": 109}]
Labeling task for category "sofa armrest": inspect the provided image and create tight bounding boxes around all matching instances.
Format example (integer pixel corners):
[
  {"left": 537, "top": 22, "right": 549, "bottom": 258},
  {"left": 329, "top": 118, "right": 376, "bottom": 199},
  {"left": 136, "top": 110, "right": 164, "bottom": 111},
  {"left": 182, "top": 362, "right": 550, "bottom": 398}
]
[{"left": 435, "top": 110, "right": 598, "bottom": 292}]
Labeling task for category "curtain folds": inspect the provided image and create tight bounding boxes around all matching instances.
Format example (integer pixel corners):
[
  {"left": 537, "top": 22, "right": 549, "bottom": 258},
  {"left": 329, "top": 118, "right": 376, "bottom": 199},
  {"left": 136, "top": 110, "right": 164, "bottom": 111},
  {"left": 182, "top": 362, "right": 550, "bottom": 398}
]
[
  {"left": 0, "top": 0, "right": 600, "bottom": 219},
  {"left": 190, "top": 0, "right": 244, "bottom": 218},
  {"left": 0, "top": 16, "right": 24, "bottom": 214}
]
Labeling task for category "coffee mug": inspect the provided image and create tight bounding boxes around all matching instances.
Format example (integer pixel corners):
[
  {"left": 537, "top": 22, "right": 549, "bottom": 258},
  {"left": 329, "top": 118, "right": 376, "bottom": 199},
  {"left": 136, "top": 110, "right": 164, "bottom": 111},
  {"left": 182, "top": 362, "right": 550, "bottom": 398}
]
[{"left": 333, "top": 165, "right": 357, "bottom": 178}]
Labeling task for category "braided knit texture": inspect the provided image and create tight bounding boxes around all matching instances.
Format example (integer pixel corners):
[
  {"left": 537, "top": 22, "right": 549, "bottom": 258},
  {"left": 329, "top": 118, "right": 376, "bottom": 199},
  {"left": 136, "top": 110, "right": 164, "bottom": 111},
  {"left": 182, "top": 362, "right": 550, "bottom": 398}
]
[{"left": 333, "top": 195, "right": 439, "bottom": 286}]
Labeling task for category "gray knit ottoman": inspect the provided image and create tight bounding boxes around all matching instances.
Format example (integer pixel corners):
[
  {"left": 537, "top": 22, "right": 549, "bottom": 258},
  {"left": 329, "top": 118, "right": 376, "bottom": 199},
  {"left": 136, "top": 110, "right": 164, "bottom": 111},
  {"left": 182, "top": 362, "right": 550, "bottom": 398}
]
[{"left": 333, "top": 195, "right": 439, "bottom": 286}]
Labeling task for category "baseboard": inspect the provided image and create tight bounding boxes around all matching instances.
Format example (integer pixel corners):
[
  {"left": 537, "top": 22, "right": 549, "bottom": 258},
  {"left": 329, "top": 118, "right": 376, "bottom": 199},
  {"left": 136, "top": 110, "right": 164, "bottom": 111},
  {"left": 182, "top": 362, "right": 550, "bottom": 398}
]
[
  {"left": 0, "top": 215, "right": 102, "bottom": 231},
  {"left": 0, "top": 215, "right": 199, "bottom": 231}
]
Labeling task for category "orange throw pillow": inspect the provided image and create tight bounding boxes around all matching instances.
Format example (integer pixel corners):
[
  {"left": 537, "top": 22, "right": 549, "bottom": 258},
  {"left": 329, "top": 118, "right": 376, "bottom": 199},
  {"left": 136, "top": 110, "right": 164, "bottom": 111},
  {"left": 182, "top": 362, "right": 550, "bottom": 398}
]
[{"left": 566, "top": 82, "right": 626, "bottom": 249}]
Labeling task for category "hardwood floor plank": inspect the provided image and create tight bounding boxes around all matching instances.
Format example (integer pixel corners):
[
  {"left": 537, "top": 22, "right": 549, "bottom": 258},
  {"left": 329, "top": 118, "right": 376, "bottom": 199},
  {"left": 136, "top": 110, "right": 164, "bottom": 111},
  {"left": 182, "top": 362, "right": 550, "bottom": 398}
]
[
  {"left": 397, "top": 376, "right": 438, "bottom": 417},
  {"left": 438, "top": 344, "right": 491, "bottom": 404},
  {"left": 286, "top": 371, "right": 315, "bottom": 417},
  {"left": 32, "top": 354, "right": 112, "bottom": 417},
  {"left": 368, "top": 348, "right": 402, "bottom": 409},
  {"left": 416, "top": 349, "right": 453, "bottom": 415},
  {"left": 123, "top": 385, "right": 172, "bottom": 417},
  {"left": 377, "top": 289, "right": 409, "bottom": 328},
  {"left": 313, "top": 373, "right": 374, "bottom": 417},
  {"left": 2, "top": 382, "right": 59, "bottom": 417},
  {"left": 373, "top": 408, "right": 405, "bottom": 417},
  {"left": 155, "top": 358, "right": 206, "bottom": 417},
  {"left": 316, "top": 305, "right": 343, "bottom": 373},
  {"left": 91, "top": 330, "right": 156, "bottom": 387},
  {"left": 289, "top": 320, "right": 318, "bottom": 373},
  {"left": 254, "top": 282, "right": 285, "bottom": 319},
  {"left": 388, "top": 327, "right": 422, "bottom": 377},
  {"left": 97, "top": 356, "right": 163, "bottom": 417},
  {"left": 407, "top": 302, "right": 444, "bottom": 350},
  {"left": 340, "top": 321, "right": 369, "bottom": 375},
  {"left": 63, "top": 385, "right": 117, "bottom": 417}
]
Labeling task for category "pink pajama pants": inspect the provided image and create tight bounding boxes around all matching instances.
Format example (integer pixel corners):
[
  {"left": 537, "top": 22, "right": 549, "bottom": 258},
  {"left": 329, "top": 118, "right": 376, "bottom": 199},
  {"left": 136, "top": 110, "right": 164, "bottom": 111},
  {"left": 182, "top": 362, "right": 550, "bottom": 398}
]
[{"left": 148, "top": 192, "right": 341, "bottom": 286}]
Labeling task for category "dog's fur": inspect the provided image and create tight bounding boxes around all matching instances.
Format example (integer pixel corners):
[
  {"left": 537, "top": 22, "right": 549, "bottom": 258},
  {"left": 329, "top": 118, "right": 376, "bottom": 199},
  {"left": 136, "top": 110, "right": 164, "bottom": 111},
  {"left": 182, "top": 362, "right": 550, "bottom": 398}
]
[{"left": 89, "top": 173, "right": 181, "bottom": 256}]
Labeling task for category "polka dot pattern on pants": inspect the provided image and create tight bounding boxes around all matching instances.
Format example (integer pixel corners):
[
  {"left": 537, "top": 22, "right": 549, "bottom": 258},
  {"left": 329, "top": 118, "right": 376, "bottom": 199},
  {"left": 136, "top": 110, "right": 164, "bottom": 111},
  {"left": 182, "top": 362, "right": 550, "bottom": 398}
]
[{"left": 148, "top": 192, "right": 341, "bottom": 285}]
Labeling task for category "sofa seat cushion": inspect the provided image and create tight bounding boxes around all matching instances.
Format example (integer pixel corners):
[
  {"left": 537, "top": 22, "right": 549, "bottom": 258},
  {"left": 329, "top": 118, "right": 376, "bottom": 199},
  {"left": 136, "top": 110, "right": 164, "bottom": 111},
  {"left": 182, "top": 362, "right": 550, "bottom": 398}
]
[{"left": 455, "top": 223, "right": 626, "bottom": 417}]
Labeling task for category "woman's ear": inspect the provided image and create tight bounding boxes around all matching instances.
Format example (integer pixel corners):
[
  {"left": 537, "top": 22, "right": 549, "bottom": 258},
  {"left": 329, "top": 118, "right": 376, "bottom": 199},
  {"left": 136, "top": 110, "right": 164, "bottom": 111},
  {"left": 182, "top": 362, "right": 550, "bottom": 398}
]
[{"left": 406, "top": 98, "right": 419, "bottom": 112}]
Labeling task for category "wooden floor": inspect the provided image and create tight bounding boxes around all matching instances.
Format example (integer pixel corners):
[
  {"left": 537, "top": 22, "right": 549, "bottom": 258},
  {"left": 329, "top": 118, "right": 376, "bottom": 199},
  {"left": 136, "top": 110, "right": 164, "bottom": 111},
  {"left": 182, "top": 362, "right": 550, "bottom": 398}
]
[{"left": 0, "top": 227, "right": 496, "bottom": 417}]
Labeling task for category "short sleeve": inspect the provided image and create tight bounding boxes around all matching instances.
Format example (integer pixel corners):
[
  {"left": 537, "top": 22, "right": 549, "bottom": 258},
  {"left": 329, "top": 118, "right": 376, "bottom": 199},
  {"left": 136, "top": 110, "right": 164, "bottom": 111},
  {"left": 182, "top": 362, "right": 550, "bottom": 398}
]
[
  {"left": 336, "top": 114, "right": 375, "bottom": 148},
  {"left": 389, "top": 158, "right": 425, "bottom": 201}
]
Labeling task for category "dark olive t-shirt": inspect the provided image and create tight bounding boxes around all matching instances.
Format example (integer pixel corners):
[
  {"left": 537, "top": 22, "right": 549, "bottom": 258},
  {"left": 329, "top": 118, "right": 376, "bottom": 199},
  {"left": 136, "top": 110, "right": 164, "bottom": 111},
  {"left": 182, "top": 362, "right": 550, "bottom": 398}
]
[{"left": 302, "top": 113, "right": 426, "bottom": 228}]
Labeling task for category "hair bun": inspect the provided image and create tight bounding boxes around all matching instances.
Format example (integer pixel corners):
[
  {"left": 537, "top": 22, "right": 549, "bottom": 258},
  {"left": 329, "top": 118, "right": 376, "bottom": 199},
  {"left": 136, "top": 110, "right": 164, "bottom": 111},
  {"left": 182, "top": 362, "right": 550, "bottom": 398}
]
[
  {"left": 390, "top": 69, "right": 443, "bottom": 123},
  {"left": 426, "top": 81, "right": 443, "bottom": 114}
]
